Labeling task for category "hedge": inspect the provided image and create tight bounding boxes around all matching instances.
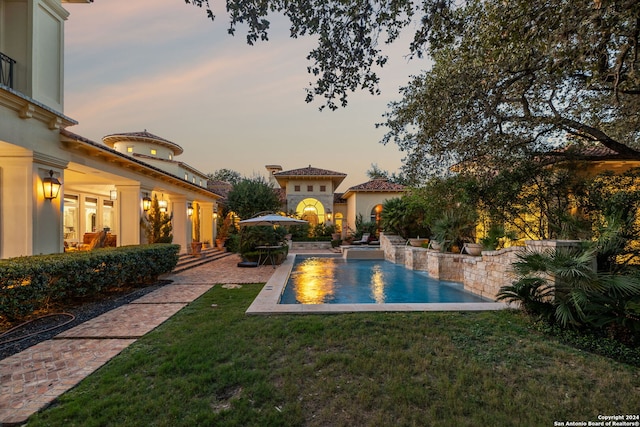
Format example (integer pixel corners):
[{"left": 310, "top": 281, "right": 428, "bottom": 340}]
[{"left": 0, "top": 244, "right": 179, "bottom": 320}]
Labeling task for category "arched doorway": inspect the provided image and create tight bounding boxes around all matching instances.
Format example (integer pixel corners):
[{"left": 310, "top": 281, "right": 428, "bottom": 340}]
[{"left": 296, "top": 198, "right": 326, "bottom": 226}]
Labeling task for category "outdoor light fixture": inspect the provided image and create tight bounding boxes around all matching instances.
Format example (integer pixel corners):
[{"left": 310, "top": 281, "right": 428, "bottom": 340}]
[
  {"left": 142, "top": 194, "right": 152, "bottom": 211},
  {"left": 327, "top": 210, "right": 332, "bottom": 221},
  {"left": 158, "top": 197, "right": 168, "bottom": 213},
  {"left": 213, "top": 212, "right": 218, "bottom": 220},
  {"left": 187, "top": 203, "right": 194, "bottom": 216},
  {"left": 110, "top": 190, "right": 117, "bottom": 200},
  {"left": 42, "top": 170, "right": 61, "bottom": 200}
]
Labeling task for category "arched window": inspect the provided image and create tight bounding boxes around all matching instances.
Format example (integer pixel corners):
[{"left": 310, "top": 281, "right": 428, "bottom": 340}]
[
  {"left": 371, "top": 204, "right": 383, "bottom": 230},
  {"left": 295, "top": 198, "right": 326, "bottom": 226}
]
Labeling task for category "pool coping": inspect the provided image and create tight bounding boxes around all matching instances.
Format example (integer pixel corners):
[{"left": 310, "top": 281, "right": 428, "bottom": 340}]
[{"left": 245, "top": 253, "right": 509, "bottom": 315}]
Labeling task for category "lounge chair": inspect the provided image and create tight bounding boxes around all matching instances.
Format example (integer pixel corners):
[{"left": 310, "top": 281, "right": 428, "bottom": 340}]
[{"left": 351, "top": 233, "right": 370, "bottom": 245}]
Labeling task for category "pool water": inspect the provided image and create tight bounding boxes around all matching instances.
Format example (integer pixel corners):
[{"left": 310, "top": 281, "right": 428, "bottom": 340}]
[{"left": 279, "top": 256, "right": 488, "bottom": 304}]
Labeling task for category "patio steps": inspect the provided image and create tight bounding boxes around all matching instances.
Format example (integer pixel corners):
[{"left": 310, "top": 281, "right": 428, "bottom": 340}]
[{"left": 172, "top": 247, "right": 233, "bottom": 273}]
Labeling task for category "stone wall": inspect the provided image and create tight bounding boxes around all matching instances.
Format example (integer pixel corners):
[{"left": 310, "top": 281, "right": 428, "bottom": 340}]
[
  {"left": 381, "top": 233, "right": 407, "bottom": 264},
  {"left": 289, "top": 241, "right": 332, "bottom": 251},
  {"left": 378, "top": 233, "right": 576, "bottom": 300}
]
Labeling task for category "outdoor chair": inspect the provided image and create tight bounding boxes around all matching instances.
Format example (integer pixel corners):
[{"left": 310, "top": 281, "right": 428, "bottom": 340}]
[{"left": 351, "top": 233, "right": 370, "bottom": 245}]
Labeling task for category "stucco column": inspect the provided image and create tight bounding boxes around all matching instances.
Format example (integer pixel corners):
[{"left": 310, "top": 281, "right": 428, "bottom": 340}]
[
  {"left": 0, "top": 153, "right": 67, "bottom": 257},
  {"left": 1, "top": 157, "right": 35, "bottom": 258},
  {"left": 198, "top": 201, "right": 215, "bottom": 246},
  {"left": 171, "top": 195, "right": 188, "bottom": 254},
  {"left": 118, "top": 185, "right": 142, "bottom": 247}
]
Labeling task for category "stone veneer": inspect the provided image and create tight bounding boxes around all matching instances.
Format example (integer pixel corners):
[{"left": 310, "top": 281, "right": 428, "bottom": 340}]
[{"left": 380, "top": 233, "right": 581, "bottom": 301}]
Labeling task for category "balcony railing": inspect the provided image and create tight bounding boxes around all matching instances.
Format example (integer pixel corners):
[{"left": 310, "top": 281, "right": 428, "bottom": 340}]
[{"left": 1, "top": 52, "right": 16, "bottom": 89}]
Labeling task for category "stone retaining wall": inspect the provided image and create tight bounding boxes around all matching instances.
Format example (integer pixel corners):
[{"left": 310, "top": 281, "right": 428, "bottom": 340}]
[
  {"left": 289, "top": 241, "right": 332, "bottom": 251},
  {"left": 379, "top": 234, "right": 580, "bottom": 300}
]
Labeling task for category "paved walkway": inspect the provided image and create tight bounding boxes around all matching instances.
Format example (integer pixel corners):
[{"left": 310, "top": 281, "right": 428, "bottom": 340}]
[{"left": 0, "top": 254, "right": 277, "bottom": 426}]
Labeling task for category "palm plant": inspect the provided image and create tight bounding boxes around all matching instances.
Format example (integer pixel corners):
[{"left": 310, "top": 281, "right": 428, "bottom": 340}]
[
  {"left": 498, "top": 243, "right": 640, "bottom": 335},
  {"left": 431, "top": 209, "right": 477, "bottom": 252}
]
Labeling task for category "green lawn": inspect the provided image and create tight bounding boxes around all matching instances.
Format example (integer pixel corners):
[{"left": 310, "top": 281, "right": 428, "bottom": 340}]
[{"left": 29, "top": 284, "right": 639, "bottom": 427}]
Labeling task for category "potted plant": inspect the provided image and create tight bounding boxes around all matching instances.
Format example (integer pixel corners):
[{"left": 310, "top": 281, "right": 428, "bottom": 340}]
[
  {"left": 462, "top": 242, "right": 483, "bottom": 256},
  {"left": 216, "top": 216, "right": 231, "bottom": 250},
  {"left": 408, "top": 237, "right": 429, "bottom": 247}
]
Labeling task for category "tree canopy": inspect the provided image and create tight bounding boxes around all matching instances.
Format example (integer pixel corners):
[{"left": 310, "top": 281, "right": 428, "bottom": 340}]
[
  {"left": 207, "top": 168, "right": 242, "bottom": 185},
  {"left": 226, "top": 176, "right": 281, "bottom": 219},
  {"left": 188, "top": 0, "right": 640, "bottom": 180}
]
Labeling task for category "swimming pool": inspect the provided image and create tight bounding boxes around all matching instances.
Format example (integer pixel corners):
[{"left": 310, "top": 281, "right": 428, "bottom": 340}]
[{"left": 279, "top": 256, "right": 488, "bottom": 304}]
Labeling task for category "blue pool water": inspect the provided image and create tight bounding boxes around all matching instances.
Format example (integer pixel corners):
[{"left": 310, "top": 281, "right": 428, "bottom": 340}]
[{"left": 279, "top": 256, "right": 488, "bottom": 304}]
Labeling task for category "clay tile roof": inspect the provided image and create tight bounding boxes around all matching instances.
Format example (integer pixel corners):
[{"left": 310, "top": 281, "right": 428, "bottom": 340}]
[
  {"left": 102, "top": 130, "right": 184, "bottom": 156},
  {"left": 273, "top": 165, "right": 347, "bottom": 190},
  {"left": 274, "top": 165, "right": 347, "bottom": 177},
  {"left": 342, "top": 178, "right": 406, "bottom": 199},
  {"left": 207, "top": 180, "right": 233, "bottom": 200},
  {"left": 334, "top": 193, "right": 347, "bottom": 204},
  {"left": 347, "top": 178, "right": 406, "bottom": 192}
]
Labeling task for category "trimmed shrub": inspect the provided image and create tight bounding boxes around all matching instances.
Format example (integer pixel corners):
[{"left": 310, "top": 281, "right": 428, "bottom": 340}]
[{"left": 0, "top": 244, "right": 179, "bottom": 320}]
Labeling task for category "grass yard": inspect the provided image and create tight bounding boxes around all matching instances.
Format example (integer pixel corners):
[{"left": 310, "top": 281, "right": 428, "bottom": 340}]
[{"left": 28, "top": 284, "right": 640, "bottom": 426}]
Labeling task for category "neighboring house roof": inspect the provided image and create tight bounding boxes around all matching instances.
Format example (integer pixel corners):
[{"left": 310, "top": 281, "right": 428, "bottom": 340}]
[
  {"left": 342, "top": 178, "right": 406, "bottom": 199},
  {"left": 102, "top": 130, "right": 184, "bottom": 156},
  {"left": 552, "top": 144, "right": 638, "bottom": 161},
  {"left": 60, "top": 129, "right": 220, "bottom": 199},
  {"left": 207, "top": 180, "right": 233, "bottom": 202},
  {"left": 273, "top": 165, "right": 347, "bottom": 189}
]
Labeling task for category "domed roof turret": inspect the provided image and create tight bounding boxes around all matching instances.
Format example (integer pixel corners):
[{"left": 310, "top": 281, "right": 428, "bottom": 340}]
[{"left": 102, "top": 130, "right": 184, "bottom": 156}]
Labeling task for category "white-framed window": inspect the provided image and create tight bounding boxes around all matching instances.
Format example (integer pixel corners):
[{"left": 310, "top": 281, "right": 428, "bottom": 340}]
[
  {"left": 64, "top": 195, "right": 79, "bottom": 241},
  {"left": 85, "top": 197, "right": 98, "bottom": 233}
]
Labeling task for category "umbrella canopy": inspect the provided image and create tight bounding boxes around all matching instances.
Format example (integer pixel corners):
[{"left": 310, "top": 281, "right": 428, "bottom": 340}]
[{"left": 239, "top": 214, "right": 307, "bottom": 227}]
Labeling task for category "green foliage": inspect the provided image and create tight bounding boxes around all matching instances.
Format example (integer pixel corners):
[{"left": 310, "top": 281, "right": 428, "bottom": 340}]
[
  {"left": 0, "top": 245, "right": 179, "bottom": 320},
  {"left": 206, "top": 168, "right": 242, "bottom": 185},
  {"left": 192, "top": 203, "right": 200, "bottom": 242},
  {"left": 380, "top": 196, "right": 430, "bottom": 239},
  {"left": 381, "top": 0, "right": 640, "bottom": 179},
  {"left": 226, "top": 176, "right": 281, "bottom": 220},
  {"left": 366, "top": 163, "right": 411, "bottom": 185},
  {"left": 236, "top": 226, "right": 287, "bottom": 260},
  {"left": 479, "top": 224, "right": 518, "bottom": 251},
  {"left": 431, "top": 208, "right": 477, "bottom": 251},
  {"left": 189, "top": 0, "right": 640, "bottom": 174},
  {"left": 352, "top": 213, "right": 378, "bottom": 239},
  {"left": 142, "top": 195, "right": 173, "bottom": 244},
  {"left": 497, "top": 240, "right": 640, "bottom": 344}
]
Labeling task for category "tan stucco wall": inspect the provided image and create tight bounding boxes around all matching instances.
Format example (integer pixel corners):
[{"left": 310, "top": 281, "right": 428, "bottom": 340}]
[{"left": 344, "top": 192, "right": 404, "bottom": 235}]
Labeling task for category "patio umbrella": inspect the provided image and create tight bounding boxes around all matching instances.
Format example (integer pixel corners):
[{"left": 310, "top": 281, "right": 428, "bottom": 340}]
[{"left": 239, "top": 214, "right": 308, "bottom": 227}]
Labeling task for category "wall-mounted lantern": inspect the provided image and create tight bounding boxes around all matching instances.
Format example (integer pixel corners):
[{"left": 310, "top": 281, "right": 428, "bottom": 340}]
[
  {"left": 142, "top": 194, "right": 152, "bottom": 211},
  {"left": 110, "top": 189, "right": 118, "bottom": 200},
  {"left": 187, "top": 203, "right": 194, "bottom": 217},
  {"left": 158, "top": 197, "right": 168, "bottom": 213},
  {"left": 42, "top": 170, "right": 61, "bottom": 200},
  {"left": 327, "top": 210, "right": 332, "bottom": 221}
]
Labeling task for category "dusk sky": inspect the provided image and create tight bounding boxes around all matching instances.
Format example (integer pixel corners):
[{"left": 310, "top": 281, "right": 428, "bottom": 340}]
[{"left": 63, "top": 0, "right": 426, "bottom": 190}]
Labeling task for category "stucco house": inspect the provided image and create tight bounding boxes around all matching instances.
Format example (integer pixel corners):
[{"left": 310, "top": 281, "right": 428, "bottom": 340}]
[
  {"left": 0, "top": 0, "right": 219, "bottom": 259},
  {"left": 267, "top": 165, "right": 406, "bottom": 237}
]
